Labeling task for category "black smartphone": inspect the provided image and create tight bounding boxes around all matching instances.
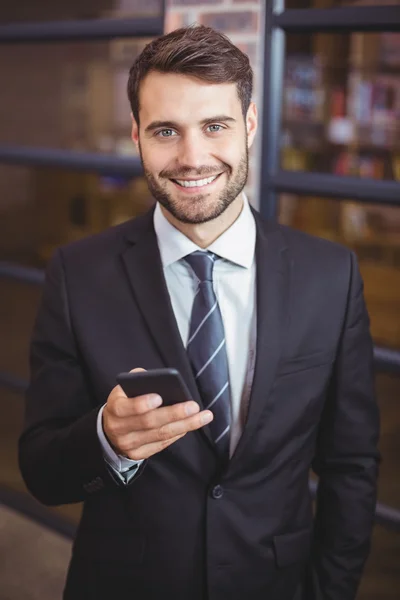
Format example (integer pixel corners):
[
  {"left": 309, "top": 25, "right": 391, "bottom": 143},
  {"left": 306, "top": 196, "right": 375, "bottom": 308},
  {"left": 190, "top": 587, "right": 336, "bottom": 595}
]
[{"left": 116, "top": 368, "right": 192, "bottom": 407}]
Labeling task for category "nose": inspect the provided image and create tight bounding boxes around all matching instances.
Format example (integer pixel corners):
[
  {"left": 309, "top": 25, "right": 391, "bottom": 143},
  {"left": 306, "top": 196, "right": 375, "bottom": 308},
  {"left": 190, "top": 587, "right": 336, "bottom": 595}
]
[{"left": 177, "top": 132, "right": 208, "bottom": 172}]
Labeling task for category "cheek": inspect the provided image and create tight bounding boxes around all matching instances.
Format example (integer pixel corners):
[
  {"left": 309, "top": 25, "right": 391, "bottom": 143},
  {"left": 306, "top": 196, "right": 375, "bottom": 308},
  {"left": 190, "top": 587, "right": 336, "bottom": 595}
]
[
  {"left": 225, "top": 151, "right": 245, "bottom": 172},
  {"left": 141, "top": 146, "right": 169, "bottom": 174},
  {"left": 216, "top": 134, "right": 245, "bottom": 163},
  {"left": 211, "top": 145, "right": 240, "bottom": 169}
]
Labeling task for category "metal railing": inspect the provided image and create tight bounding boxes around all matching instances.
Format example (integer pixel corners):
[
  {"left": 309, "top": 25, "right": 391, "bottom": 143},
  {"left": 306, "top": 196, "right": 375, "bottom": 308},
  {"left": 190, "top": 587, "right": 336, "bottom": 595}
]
[
  {"left": 0, "top": 146, "right": 143, "bottom": 177},
  {"left": 0, "top": 16, "right": 163, "bottom": 43}
]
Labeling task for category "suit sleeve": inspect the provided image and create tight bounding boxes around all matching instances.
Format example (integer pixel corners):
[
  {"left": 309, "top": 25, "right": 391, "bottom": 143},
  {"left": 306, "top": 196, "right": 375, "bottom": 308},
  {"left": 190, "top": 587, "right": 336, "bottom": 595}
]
[
  {"left": 18, "top": 248, "right": 146, "bottom": 506},
  {"left": 309, "top": 250, "right": 380, "bottom": 600}
]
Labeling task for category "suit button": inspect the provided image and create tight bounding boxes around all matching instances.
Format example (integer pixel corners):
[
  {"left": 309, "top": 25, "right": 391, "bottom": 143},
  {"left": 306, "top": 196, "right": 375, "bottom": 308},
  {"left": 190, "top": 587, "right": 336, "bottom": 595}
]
[{"left": 211, "top": 485, "right": 223, "bottom": 499}]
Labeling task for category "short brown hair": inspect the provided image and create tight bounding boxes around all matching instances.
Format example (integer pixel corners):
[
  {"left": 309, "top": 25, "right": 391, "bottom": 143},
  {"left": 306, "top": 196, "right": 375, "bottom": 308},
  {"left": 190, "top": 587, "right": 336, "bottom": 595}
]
[{"left": 127, "top": 25, "right": 253, "bottom": 125}]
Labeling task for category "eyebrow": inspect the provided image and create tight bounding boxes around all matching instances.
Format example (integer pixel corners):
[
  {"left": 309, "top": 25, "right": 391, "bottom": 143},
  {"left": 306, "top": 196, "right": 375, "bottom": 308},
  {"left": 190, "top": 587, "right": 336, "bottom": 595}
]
[{"left": 144, "top": 115, "right": 236, "bottom": 134}]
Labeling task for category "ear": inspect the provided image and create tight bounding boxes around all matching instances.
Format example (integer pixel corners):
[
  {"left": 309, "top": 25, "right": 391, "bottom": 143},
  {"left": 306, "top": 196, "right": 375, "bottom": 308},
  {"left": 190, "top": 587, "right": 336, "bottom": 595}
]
[
  {"left": 131, "top": 113, "right": 140, "bottom": 151},
  {"left": 246, "top": 102, "right": 258, "bottom": 149}
]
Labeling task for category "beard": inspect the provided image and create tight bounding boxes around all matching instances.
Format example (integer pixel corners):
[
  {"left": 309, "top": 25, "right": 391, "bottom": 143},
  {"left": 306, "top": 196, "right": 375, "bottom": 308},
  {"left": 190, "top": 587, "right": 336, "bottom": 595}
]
[{"left": 138, "top": 142, "right": 249, "bottom": 225}]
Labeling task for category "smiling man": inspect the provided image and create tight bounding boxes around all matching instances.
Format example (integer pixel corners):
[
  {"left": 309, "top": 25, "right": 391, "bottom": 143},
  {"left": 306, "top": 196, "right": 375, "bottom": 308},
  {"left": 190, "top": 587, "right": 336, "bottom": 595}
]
[
  {"left": 19, "top": 25, "right": 379, "bottom": 600},
  {"left": 133, "top": 71, "right": 255, "bottom": 239}
]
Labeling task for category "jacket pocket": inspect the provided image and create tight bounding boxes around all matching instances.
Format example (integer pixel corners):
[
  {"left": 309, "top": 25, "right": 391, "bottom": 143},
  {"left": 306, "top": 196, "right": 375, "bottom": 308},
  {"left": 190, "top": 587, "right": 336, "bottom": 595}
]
[
  {"left": 277, "top": 350, "right": 334, "bottom": 377},
  {"left": 273, "top": 527, "right": 312, "bottom": 568}
]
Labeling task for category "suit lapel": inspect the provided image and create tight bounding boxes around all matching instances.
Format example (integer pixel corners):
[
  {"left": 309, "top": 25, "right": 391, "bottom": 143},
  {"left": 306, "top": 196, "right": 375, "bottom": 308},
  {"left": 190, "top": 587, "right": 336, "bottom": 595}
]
[
  {"left": 120, "top": 211, "right": 215, "bottom": 452},
  {"left": 230, "top": 212, "right": 291, "bottom": 466}
]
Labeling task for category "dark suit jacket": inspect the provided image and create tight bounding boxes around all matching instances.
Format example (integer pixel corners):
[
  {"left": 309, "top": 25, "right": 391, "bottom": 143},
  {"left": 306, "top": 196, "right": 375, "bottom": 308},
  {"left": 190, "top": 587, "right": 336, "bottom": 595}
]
[{"left": 19, "top": 207, "right": 380, "bottom": 600}]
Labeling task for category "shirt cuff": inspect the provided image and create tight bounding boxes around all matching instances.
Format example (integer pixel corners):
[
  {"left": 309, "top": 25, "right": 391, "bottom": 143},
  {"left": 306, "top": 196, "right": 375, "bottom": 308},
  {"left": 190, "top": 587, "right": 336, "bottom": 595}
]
[{"left": 97, "top": 404, "right": 144, "bottom": 473}]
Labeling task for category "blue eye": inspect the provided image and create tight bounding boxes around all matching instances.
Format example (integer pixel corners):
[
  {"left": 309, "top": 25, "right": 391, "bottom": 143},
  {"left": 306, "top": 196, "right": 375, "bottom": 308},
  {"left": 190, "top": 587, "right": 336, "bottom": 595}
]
[
  {"left": 157, "top": 129, "right": 176, "bottom": 137},
  {"left": 208, "top": 124, "right": 223, "bottom": 133}
]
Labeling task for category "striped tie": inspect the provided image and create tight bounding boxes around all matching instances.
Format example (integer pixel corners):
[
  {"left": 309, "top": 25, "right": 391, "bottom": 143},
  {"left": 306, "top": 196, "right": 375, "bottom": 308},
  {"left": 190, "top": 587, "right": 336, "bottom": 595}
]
[{"left": 184, "top": 251, "right": 231, "bottom": 461}]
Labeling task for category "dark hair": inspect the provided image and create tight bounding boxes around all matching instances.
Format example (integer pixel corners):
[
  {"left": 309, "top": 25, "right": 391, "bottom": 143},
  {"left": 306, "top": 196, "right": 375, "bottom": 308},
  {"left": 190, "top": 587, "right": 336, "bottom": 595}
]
[{"left": 127, "top": 24, "right": 253, "bottom": 125}]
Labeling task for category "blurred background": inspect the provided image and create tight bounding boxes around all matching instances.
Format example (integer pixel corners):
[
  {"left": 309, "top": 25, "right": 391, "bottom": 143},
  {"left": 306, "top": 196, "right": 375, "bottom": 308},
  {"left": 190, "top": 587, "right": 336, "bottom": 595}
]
[{"left": 0, "top": 0, "right": 399, "bottom": 598}]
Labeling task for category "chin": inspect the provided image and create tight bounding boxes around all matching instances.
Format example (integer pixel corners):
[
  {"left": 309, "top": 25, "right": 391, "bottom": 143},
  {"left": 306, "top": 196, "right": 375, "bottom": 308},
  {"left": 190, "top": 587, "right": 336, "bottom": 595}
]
[
  {"left": 167, "top": 196, "right": 228, "bottom": 225},
  {"left": 170, "top": 207, "right": 220, "bottom": 225}
]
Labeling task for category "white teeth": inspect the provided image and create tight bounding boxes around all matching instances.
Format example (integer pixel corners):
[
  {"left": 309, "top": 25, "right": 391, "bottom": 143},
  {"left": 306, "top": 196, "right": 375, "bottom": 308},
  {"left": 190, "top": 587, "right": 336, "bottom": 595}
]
[{"left": 175, "top": 175, "right": 218, "bottom": 188}]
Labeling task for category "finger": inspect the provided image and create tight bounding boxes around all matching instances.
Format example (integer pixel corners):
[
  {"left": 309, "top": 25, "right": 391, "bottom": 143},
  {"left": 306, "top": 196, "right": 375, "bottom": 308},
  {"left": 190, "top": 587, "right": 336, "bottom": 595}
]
[
  {"left": 120, "top": 399, "right": 200, "bottom": 427},
  {"left": 112, "top": 388, "right": 202, "bottom": 421},
  {"left": 110, "top": 400, "right": 200, "bottom": 433},
  {"left": 110, "top": 391, "right": 164, "bottom": 419},
  {"left": 117, "top": 410, "right": 213, "bottom": 451},
  {"left": 125, "top": 432, "right": 187, "bottom": 461}
]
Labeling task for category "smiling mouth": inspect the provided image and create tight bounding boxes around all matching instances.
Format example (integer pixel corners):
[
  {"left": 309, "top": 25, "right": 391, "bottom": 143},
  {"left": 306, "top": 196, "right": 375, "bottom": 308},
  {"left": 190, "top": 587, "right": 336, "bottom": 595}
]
[{"left": 171, "top": 173, "right": 222, "bottom": 189}]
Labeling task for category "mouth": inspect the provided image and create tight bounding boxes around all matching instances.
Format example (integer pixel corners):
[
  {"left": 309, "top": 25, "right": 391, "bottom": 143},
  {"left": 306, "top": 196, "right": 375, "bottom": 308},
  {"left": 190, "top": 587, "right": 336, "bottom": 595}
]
[{"left": 170, "top": 173, "right": 223, "bottom": 193}]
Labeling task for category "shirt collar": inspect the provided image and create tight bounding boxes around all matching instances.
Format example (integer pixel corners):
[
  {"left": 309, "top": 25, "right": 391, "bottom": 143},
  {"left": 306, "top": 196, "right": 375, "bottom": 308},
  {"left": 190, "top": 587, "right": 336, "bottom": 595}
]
[{"left": 153, "top": 193, "right": 256, "bottom": 269}]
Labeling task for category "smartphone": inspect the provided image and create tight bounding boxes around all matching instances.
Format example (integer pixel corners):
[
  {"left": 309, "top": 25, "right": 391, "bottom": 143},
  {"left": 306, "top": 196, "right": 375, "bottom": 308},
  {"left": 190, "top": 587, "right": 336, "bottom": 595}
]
[{"left": 116, "top": 368, "right": 192, "bottom": 407}]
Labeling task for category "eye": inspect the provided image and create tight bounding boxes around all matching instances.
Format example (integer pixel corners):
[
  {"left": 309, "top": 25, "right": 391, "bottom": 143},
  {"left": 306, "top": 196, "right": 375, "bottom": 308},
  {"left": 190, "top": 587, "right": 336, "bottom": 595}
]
[
  {"left": 207, "top": 124, "right": 224, "bottom": 133},
  {"left": 156, "top": 129, "right": 177, "bottom": 138}
]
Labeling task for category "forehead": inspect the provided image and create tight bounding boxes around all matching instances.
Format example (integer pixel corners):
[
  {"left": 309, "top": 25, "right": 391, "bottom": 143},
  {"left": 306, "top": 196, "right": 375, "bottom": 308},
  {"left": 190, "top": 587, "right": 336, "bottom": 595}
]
[{"left": 138, "top": 71, "right": 241, "bottom": 123}]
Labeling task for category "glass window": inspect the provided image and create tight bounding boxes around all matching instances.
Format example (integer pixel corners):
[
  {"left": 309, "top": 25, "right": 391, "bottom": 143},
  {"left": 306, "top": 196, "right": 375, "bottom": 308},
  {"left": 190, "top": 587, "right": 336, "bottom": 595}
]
[
  {"left": 0, "top": 39, "right": 151, "bottom": 153},
  {"left": 0, "top": 0, "right": 163, "bottom": 23},
  {"left": 278, "top": 193, "right": 400, "bottom": 349},
  {"left": 281, "top": 32, "right": 400, "bottom": 181},
  {"left": 0, "top": 165, "right": 154, "bottom": 267}
]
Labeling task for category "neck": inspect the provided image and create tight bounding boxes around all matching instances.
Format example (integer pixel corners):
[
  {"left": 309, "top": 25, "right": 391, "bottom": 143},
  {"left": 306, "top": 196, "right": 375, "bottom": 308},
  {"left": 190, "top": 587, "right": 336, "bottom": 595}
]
[{"left": 160, "top": 194, "right": 245, "bottom": 248}]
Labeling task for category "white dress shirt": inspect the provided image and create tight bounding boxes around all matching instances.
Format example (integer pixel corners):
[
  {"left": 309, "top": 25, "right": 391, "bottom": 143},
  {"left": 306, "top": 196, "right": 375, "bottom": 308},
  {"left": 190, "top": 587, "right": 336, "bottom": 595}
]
[{"left": 97, "top": 194, "right": 257, "bottom": 480}]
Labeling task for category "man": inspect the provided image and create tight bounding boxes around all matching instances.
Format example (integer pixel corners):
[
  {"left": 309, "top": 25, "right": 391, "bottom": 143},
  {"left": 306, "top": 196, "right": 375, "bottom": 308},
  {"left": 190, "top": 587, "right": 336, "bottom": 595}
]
[{"left": 19, "top": 25, "right": 380, "bottom": 600}]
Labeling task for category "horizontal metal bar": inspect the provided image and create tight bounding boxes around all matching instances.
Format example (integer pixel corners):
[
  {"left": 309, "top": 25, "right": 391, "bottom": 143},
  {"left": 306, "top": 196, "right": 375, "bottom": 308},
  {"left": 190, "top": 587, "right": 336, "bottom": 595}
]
[
  {"left": 274, "top": 6, "right": 400, "bottom": 33},
  {"left": 0, "top": 371, "right": 28, "bottom": 394},
  {"left": 374, "top": 346, "right": 400, "bottom": 375},
  {"left": 0, "top": 17, "right": 163, "bottom": 43},
  {"left": 271, "top": 170, "right": 400, "bottom": 205},
  {"left": 374, "top": 503, "right": 400, "bottom": 533},
  {"left": 0, "top": 485, "right": 76, "bottom": 539},
  {"left": 0, "top": 262, "right": 45, "bottom": 285},
  {"left": 0, "top": 145, "right": 143, "bottom": 177},
  {"left": 309, "top": 479, "right": 400, "bottom": 533}
]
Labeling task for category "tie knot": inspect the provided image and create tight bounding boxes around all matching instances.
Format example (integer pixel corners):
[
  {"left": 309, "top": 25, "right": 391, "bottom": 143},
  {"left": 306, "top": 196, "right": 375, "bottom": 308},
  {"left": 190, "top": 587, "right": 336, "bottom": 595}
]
[{"left": 185, "top": 251, "right": 217, "bottom": 283}]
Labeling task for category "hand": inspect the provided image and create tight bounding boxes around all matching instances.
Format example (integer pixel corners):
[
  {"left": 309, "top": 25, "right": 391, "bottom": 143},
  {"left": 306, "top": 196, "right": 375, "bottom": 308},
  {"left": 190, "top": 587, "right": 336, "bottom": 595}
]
[{"left": 102, "top": 368, "right": 214, "bottom": 460}]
